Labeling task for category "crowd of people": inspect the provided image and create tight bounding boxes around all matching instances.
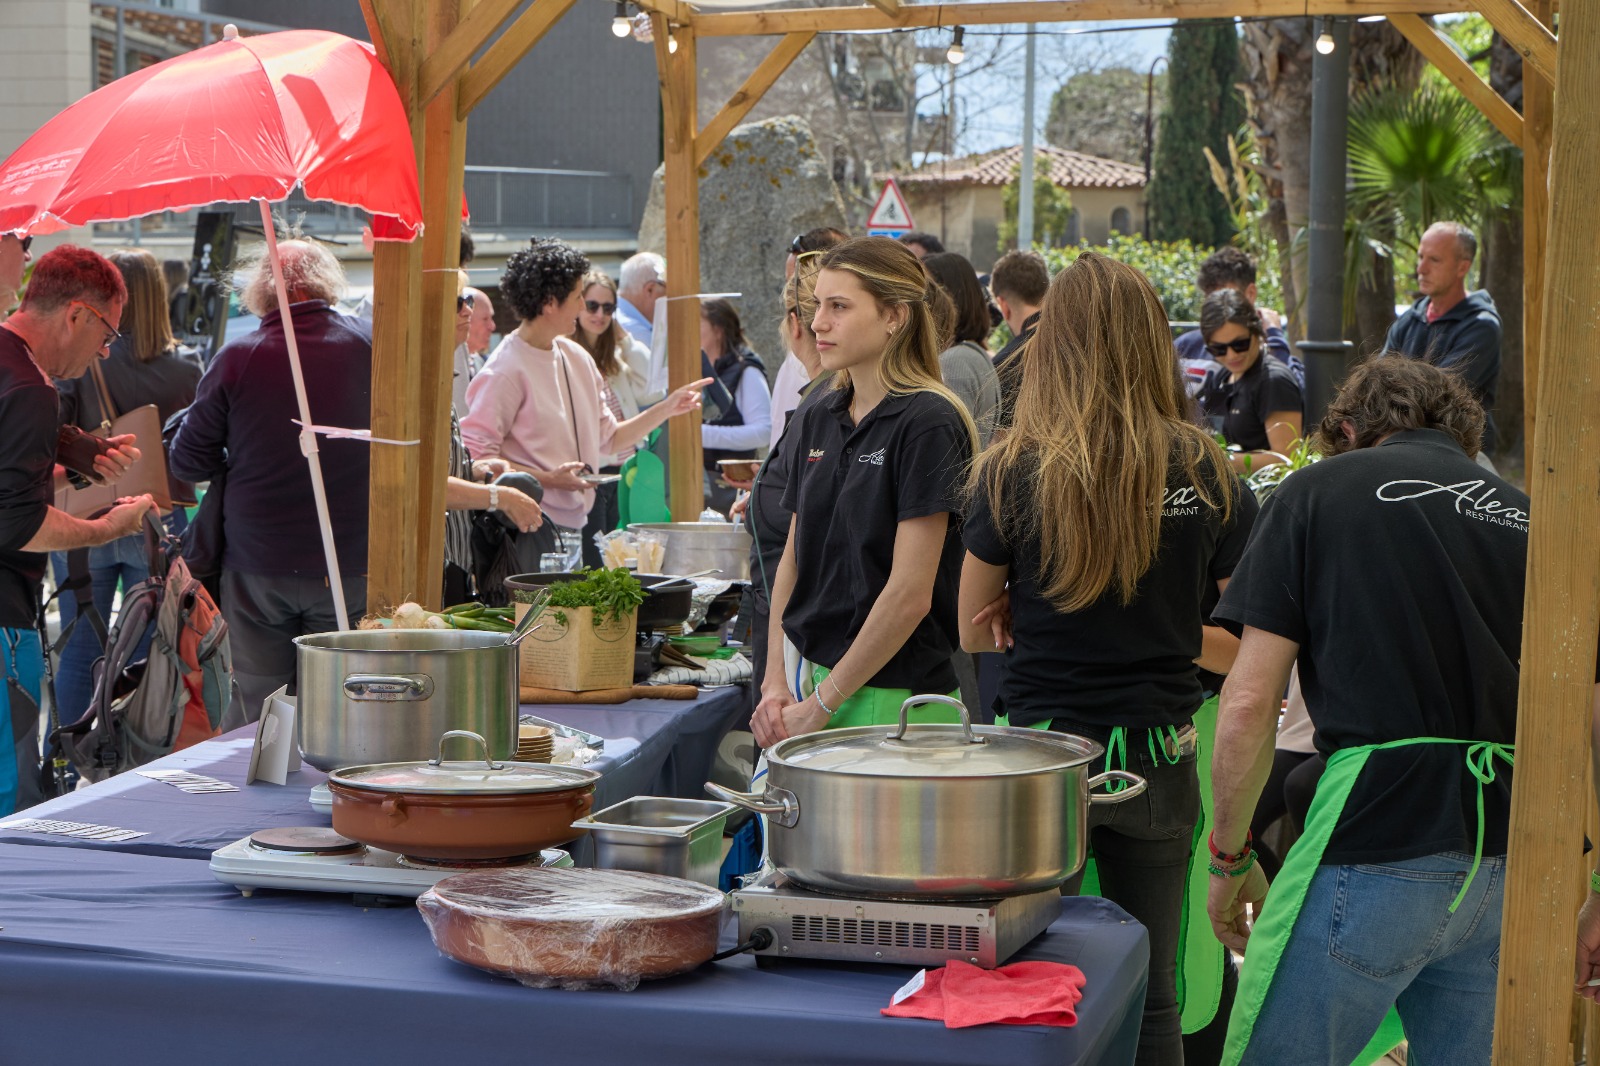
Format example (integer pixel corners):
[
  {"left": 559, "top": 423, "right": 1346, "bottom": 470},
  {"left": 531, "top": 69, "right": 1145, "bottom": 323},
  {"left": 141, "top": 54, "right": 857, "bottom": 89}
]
[{"left": 0, "top": 204, "right": 1587, "bottom": 1066}]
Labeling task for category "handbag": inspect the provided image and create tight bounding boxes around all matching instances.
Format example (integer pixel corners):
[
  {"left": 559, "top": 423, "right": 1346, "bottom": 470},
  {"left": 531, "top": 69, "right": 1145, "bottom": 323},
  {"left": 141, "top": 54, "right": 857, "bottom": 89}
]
[{"left": 54, "top": 361, "right": 172, "bottom": 517}]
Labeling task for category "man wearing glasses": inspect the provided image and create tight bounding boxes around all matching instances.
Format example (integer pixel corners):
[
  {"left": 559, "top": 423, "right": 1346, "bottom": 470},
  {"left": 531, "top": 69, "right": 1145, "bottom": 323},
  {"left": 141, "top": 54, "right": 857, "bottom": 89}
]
[{"left": 0, "top": 244, "right": 148, "bottom": 816}]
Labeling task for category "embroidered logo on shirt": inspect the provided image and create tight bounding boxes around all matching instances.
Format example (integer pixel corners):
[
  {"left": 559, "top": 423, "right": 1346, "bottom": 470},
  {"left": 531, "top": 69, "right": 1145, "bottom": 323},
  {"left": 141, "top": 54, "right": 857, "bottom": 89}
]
[
  {"left": 1375, "top": 478, "right": 1529, "bottom": 531},
  {"left": 1162, "top": 485, "right": 1202, "bottom": 517},
  {"left": 807, "top": 448, "right": 826, "bottom": 463},
  {"left": 858, "top": 448, "right": 886, "bottom": 466}
]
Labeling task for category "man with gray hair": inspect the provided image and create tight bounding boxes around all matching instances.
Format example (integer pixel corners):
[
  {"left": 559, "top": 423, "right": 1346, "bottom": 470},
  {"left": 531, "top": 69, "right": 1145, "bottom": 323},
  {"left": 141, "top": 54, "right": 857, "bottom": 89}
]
[
  {"left": 169, "top": 239, "right": 371, "bottom": 727},
  {"left": 615, "top": 252, "right": 666, "bottom": 348},
  {"left": 1383, "top": 220, "right": 1502, "bottom": 454}
]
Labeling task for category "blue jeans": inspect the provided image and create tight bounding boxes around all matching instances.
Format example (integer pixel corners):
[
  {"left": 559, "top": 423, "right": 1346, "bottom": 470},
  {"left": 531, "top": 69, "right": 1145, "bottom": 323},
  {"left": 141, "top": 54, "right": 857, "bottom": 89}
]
[
  {"left": 50, "top": 534, "right": 154, "bottom": 727},
  {"left": 1241, "top": 852, "right": 1504, "bottom": 1065}
]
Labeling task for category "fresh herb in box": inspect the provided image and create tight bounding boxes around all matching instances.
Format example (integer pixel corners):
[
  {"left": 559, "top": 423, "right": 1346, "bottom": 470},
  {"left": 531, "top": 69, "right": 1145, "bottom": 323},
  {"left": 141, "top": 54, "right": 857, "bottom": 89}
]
[{"left": 510, "top": 569, "right": 644, "bottom": 692}]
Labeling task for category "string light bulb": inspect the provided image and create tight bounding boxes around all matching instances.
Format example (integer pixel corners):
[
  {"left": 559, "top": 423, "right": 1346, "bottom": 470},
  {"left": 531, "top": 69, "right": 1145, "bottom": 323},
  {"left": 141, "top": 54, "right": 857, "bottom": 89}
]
[
  {"left": 611, "top": 2, "right": 630, "bottom": 38},
  {"left": 1315, "top": 30, "right": 1336, "bottom": 54},
  {"left": 668, "top": 31, "right": 679, "bottom": 53},
  {"left": 947, "top": 26, "right": 966, "bottom": 65}
]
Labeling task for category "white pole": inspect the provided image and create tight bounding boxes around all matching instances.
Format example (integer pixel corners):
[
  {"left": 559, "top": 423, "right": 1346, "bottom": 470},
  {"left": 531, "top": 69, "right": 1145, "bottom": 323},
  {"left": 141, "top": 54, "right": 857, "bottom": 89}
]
[
  {"left": 1018, "top": 26, "right": 1038, "bottom": 250},
  {"left": 257, "top": 199, "right": 351, "bottom": 629}
]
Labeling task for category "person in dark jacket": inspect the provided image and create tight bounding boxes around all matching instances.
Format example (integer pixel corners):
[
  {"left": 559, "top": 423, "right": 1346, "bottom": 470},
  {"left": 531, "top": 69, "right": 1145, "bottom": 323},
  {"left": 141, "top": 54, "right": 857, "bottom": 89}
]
[
  {"left": 700, "top": 299, "right": 769, "bottom": 512},
  {"left": 168, "top": 240, "right": 371, "bottom": 728},
  {"left": 1382, "top": 221, "right": 1502, "bottom": 456},
  {"left": 52, "top": 249, "right": 202, "bottom": 725}
]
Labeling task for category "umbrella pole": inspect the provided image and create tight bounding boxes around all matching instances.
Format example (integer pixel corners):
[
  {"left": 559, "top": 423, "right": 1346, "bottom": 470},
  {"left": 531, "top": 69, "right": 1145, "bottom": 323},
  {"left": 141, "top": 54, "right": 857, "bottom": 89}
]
[{"left": 257, "top": 199, "right": 352, "bottom": 629}]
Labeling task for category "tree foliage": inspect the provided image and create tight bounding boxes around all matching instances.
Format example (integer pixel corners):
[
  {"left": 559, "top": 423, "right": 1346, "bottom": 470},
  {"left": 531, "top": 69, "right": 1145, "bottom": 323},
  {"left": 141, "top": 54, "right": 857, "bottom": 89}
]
[
  {"left": 1040, "top": 233, "right": 1282, "bottom": 325},
  {"left": 1147, "top": 21, "right": 1245, "bottom": 246},
  {"left": 1043, "top": 67, "right": 1163, "bottom": 166},
  {"left": 999, "top": 157, "right": 1076, "bottom": 251}
]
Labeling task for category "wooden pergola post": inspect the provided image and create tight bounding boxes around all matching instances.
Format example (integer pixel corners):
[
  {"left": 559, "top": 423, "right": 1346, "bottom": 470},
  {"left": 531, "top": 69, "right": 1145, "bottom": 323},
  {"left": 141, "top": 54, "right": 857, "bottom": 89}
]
[
  {"left": 1521, "top": 0, "right": 1553, "bottom": 456},
  {"left": 1491, "top": 5, "right": 1600, "bottom": 1060},
  {"left": 652, "top": 13, "right": 705, "bottom": 520}
]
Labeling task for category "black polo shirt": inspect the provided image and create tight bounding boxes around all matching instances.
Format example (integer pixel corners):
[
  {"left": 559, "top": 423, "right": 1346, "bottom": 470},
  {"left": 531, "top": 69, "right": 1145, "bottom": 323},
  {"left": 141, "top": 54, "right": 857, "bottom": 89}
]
[
  {"left": 965, "top": 443, "right": 1251, "bottom": 730},
  {"left": 1214, "top": 429, "right": 1551, "bottom": 865},
  {"left": 0, "top": 327, "right": 58, "bottom": 628},
  {"left": 1198, "top": 354, "right": 1302, "bottom": 453},
  {"left": 779, "top": 385, "right": 970, "bottom": 693}
]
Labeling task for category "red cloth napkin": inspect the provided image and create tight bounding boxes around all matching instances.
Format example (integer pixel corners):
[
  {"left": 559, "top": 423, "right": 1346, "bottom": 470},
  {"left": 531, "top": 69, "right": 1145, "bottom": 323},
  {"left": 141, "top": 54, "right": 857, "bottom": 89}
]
[{"left": 880, "top": 959, "right": 1087, "bottom": 1029}]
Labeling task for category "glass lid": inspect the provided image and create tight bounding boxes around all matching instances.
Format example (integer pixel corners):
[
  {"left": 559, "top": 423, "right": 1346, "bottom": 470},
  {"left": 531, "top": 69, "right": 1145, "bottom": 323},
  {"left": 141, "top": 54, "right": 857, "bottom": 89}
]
[{"left": 328, "top": 729, "right": 600, "bottom": 795}]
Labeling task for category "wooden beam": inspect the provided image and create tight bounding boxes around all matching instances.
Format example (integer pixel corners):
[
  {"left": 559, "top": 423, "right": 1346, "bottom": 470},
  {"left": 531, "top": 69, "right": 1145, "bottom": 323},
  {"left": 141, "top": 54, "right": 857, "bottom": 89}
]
[
  {"left": 1490, "top": 0, "right": 1600, "bottom": 1058},
  {"left": 691, "top": 0, "right": 1456, "bottom": 37},
  {"left": 1389, "top": 14, "right": 1524, "bottom": 148},
  {"left": 458, "top": 0, "right": 580, "bottom": 119},
  {"left": 864, "top": 0, "right": 903, "bottom": 14},
  {"left": 1474, "top": 0, "right": 1558, "bottom": 84},
  {"left": 695, "top": 32, "right": 815, "bottom": 168},
  {"left": 358, "top": 0, "right": 408, "bottom": 86},
  {"left": 654, "top": 13, "right": 704, "bottom": 521},
  {"left": 417, "top": 0, "right": 523, "bottom": 108},
  {"left": 632, "top": 0, "right": 687, "bottom": 23},
  {"left": 1522, "top": 0, "right": 1553, "bottom": 449}
]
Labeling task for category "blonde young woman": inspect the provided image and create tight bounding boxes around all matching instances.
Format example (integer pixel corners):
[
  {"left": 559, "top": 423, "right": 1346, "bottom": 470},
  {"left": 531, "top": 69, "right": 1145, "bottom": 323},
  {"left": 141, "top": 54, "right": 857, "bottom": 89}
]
[
  {"left": 958, "top": 252, "right": 1251, "bottom": 1066},
  {"left": 752, "top": 237, "right": 978, "bottom": 747}
]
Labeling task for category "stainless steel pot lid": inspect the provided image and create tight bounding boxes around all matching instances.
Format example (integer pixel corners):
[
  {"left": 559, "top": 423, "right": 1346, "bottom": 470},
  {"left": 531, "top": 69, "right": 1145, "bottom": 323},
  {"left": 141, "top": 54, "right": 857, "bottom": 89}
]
[
  {"left": 328, "top": 730, "right": 600, "bottom": 795},
  {"left": 772, "top": 695, "right": 1102, "bottom": 778}
]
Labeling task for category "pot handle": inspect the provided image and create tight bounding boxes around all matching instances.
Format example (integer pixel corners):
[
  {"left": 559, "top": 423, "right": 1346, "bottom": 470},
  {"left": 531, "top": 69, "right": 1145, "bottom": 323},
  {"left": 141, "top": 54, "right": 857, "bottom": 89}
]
[
  {"left": 343, "top": 674, "right": 435, "bottom": 701},
  {"left": 1087, "top": 770, "right": 1149, "bottom": 804},
  {"left": 885, "top": 694, "right": 985, "bottom": 747},
  {"left": 430, "top": 729, "right": 504, "bottom": 770},
  {"left": 705, "top": 782, "right": 799, "bottom": 829}
]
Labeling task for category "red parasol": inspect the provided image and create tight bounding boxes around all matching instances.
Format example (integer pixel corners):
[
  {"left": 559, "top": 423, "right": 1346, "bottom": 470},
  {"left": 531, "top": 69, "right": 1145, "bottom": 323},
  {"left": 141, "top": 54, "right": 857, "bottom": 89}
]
[{"left": 0, "top": 26, "right": 428, "bottom": 629}]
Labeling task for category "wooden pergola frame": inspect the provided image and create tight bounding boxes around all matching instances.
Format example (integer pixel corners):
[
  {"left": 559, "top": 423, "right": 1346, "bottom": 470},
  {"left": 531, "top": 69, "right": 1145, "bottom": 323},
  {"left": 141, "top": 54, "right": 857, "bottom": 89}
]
[{"left": 358, "top": 1, "right": 1586, "bottom": 1059}]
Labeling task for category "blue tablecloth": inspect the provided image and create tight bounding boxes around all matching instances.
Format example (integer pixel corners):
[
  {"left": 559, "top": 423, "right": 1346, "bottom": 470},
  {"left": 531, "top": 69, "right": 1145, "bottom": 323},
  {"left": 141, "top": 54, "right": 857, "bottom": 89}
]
[
  {"left": 0, "top": 842, "right": 1147, "bottom": 1065},
  {"left": 0, "top": 688, "right": 751, "bottom": 861}
]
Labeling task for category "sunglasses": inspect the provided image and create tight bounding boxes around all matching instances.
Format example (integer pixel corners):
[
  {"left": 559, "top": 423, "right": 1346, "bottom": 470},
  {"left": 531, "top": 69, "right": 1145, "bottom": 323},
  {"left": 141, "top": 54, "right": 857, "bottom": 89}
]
[
  {"left": 456, "top": 293, "right": 474, "bottom": 311},
  {"left": 14, "top": 235, "right": 32, "bottom": 254},
  {"left": 1205, "top": 336, "right": 1255, "bottom": 358},
  {"left": 585, "top": 299, "right": 616, "bottom": 315},
  {"left": 74, "top": 300, "right": 121, "bottom": 349}
]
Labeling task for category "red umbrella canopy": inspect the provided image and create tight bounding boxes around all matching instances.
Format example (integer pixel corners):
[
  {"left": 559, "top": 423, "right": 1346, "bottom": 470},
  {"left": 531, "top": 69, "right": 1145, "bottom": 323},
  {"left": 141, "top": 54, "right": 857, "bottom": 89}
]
[{"left": 0, "top": 29, "right": 422, "bottom": 239}]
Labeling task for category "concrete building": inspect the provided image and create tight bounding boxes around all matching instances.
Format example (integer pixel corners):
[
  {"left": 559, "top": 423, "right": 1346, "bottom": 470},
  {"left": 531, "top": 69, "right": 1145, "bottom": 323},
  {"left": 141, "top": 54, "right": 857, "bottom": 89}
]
[{"left": 890, "top": 144, "right": 1147, "bottom": 272}]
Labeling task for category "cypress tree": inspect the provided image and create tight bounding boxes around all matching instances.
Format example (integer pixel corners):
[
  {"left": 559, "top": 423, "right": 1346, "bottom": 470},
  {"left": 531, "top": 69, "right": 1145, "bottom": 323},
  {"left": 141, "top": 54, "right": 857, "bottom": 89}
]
[{"left": 1148, "top": 20, "right": 1245, "bottom": 246}]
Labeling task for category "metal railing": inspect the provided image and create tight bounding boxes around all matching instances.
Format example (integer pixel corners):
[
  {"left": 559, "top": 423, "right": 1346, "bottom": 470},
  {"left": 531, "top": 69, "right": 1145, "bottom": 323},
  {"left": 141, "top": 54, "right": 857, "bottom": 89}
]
[{"left": 92, "top": 166, "right": 639, "bottom": 244}]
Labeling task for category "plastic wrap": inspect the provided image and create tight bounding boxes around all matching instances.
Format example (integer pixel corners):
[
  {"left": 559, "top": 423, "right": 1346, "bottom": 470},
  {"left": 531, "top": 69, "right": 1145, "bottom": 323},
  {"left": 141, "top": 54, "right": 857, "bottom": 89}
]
[{"left": 417, "top": 867, "right": 727, "bottom": 991}]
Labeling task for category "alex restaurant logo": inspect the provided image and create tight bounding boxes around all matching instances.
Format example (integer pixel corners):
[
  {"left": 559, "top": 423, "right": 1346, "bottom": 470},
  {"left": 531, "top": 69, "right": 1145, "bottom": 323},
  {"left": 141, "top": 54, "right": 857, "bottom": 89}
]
[
  {"left": 807, "top": 448, "right": 825, "bottom": 463},
  {"left": 1375, "top": 478, "right": 1529, "bottom": 531}
]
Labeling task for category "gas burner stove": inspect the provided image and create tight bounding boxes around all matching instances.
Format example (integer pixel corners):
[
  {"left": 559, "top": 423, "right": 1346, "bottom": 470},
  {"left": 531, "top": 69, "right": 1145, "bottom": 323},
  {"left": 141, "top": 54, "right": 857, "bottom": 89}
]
[
  {"left": 728, "top": 869, "right": 1062, "bottom": 969},
  {"left": 210, "top": 828, "right": 572, "bottom": 899}
]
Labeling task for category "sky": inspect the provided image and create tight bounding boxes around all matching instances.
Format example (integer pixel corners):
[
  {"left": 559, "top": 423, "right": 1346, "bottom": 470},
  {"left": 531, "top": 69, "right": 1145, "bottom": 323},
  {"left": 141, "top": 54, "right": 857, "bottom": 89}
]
[{"left": 917, "top": 20, "right": 1175, "bottom": 158}]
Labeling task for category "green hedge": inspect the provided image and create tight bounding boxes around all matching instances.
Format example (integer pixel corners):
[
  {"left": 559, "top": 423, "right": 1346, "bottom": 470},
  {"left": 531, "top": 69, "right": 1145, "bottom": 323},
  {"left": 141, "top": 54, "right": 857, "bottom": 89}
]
[{"left": 1038, "top": 234, "right": 1283, "bottom": 325}]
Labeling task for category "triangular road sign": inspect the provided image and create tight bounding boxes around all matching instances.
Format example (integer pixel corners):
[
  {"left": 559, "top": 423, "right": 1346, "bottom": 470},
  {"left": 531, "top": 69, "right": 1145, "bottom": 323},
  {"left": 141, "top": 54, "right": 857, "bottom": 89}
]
[{"left": 867, "top": 178, "right": 915, "bottom": 232}]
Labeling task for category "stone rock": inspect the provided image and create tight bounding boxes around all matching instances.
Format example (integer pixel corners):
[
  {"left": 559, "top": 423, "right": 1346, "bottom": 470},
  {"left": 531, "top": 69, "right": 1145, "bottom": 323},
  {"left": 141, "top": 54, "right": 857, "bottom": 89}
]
[{"left": 638, "top": 116, "right": 848, "bottom": 380}]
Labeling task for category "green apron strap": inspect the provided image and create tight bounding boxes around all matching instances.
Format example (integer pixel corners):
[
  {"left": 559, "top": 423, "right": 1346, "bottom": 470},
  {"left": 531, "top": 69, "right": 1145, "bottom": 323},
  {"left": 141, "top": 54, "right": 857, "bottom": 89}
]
[
  {"left": 808, "top": 667, "right": 961, "bottom": 729},
  {"left": 1179, "top": 696, "right": 1226, "bottom": 1034},
  {"left": 1223, "top": 736, "right": 1514, "bottom": 1065}
]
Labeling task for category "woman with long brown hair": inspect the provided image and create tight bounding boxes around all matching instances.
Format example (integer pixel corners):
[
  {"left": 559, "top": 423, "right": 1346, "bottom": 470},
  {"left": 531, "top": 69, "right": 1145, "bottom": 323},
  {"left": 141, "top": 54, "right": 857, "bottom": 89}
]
[
  {"left": 959, "top": 252, "right": 1251, "bottom": 1066},
  {"left": 752, "top": 236, "right": 977, "bottom": 746}
]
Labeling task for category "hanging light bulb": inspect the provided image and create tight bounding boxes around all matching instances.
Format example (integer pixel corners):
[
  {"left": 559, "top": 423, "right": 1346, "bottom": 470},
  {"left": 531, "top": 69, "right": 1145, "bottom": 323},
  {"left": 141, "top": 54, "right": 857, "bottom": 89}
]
[
  {"left": 611, "top": 2, "right": 631, "bottom": 38},
  {"left": 946, "top": 26, "right": 966, "bottom": 65},
  {"left": 1315, "top": 29, "right": 1336, "bottom": 54},
  {"left": 668, "top": 31, "right": 679, "bottom": 54}
]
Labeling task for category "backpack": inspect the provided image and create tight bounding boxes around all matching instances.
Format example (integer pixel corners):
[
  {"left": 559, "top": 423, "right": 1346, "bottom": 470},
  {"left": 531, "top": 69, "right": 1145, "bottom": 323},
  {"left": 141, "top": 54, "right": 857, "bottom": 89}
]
[{"left": 52, "top": 515, "right": 232, "bottom": 782}]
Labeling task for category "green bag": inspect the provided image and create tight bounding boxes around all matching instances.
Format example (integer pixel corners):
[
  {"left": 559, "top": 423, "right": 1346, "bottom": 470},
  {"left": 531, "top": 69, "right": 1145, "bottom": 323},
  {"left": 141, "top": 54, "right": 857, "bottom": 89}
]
[{"left": 617, "top": 429, "right": 670, "bottom": 527}]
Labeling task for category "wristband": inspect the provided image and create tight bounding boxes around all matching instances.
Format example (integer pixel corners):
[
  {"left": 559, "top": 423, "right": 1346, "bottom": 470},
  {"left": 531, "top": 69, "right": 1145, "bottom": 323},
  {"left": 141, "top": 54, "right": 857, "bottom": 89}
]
[
  {"left": 1209, "top": 830, "right": 1252, "bottom": 865},
  {"left": 1208, "top": 850, "right": 1257, "bottom": 878},
  {"left": 487, "top": 484, "right": 500, "bottom": 512},
  {"left": 1591, "top": 870, "right": 1600, "bottom": 895}
]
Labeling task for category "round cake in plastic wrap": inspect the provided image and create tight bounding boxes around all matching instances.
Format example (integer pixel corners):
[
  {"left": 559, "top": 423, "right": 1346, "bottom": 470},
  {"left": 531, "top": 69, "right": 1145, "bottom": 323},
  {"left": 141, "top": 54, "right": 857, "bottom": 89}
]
[{"left": 417, "top": 866, "right": 727, "bottom": 991}]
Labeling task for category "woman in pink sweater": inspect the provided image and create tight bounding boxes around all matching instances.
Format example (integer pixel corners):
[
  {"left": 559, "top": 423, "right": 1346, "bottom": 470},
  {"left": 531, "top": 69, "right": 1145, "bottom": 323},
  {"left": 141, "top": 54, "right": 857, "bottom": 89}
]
[{"left": 461, "top": 239, "right": 708, "bottom": 537}]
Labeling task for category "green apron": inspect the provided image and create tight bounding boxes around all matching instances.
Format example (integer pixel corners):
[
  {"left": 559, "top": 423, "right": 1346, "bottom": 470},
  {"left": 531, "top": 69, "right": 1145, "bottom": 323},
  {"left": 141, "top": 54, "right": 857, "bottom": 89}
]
[
  {"left": 997, "top": 704, "right": 1227, "bottom": 1034},
  {"left": 807, "top": 665, "right": 961, "bottom": 728},
  {"left": 1222, "top": 737, "right": 1514, "bottom": 1066}
]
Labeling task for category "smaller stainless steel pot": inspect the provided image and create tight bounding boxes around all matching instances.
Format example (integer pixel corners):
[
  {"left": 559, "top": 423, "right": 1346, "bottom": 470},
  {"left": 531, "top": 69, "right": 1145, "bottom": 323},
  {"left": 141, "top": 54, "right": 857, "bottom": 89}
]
[{"left": 707, "top": 695, "right": 1148, "bottom": 899}]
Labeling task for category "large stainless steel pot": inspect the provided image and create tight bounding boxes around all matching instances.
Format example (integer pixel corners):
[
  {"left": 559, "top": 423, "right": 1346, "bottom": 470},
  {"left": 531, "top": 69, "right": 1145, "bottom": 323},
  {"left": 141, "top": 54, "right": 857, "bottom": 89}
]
[
  {"left": 295, "top": 629, "right": 518, "bottom": 772},
  {"left": 626, "top": 522, "right": 752, "bottom": 580},
  {"left": 706, "top": 695, "right": 1147, "bottom": 899}
]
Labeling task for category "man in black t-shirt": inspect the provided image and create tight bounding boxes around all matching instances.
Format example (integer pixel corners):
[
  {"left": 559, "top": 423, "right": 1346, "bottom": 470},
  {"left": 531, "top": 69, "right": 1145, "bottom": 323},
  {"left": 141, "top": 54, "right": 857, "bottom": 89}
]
[
  {"left": 1204, "top": 358, "right": 1557, "bottom": 1064},
  {"left": 987, "top": 250, "right": 1047, "bottom": 429},
  {"left": 0, "top": 245, "right": 151, "bottom": 815}
]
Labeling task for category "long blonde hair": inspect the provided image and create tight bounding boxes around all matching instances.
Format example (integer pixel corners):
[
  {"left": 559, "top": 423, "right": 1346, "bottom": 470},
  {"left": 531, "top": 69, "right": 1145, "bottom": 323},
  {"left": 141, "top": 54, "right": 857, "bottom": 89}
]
[
  {"left": 816, "top": 237, "right": 977, "bottom": 453},
  {"left": 565, "top": 270, "right": 631, "bottom": 379},
  {"left": 974, "top": 251, "right": 1235, "bottom": 611},
  {"left": 107, "top": 248, "right": 177, "bottom": 362}
]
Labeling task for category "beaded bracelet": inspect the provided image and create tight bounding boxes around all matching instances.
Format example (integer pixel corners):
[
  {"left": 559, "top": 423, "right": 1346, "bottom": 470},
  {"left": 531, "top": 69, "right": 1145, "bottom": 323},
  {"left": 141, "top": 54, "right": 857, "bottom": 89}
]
[
  {"left": 812, "top": 684, "right": 836, "bottom": 718},
  {"left": 1209, "top": 830, "right": 1253, "bottom": 865},
  {"left": 1209, "top": 850, "right": 1258, "bottom": 878}
]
